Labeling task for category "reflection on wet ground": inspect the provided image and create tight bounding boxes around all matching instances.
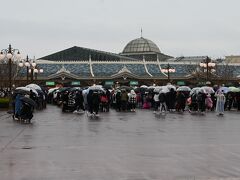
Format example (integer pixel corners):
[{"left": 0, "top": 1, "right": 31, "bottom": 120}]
[{"left": 1, "top": 105, "right": 240, "bottom": 179}]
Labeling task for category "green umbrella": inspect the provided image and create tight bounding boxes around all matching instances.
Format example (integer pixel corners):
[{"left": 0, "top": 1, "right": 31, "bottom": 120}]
[{"left": 229, "top": 86, "right": 240, "bottom": 92}]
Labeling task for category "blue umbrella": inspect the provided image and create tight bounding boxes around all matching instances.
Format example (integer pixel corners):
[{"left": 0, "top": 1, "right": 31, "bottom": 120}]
[{"left": 218, "top": 87, "right": 229, "bottom": 93}]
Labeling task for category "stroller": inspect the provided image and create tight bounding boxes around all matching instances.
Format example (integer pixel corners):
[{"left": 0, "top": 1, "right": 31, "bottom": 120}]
[
  {"left": 189, "top": 93, "right": 199, "bottom": 113},
  {"left": 62, "top": 92, "right": 76, "bottom": 112},
  {"left": 19, "top": 102, "right": 34, "bottom": 123},
  {"left": 13, "top": 95, "right": 35, "bottom": 123}
]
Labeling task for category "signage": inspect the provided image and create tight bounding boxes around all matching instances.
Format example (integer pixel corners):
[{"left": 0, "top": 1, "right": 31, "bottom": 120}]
[
  {"left": 105, "top": 80, "right": 114, "bottom": 85},
  {"left": 130, "top": 81, "right": 138, "bottom": 86},
  {"left": 177, "top": 81, "right": 185, "bottom": 86},
  {"left": 46, "top": 81, "right": 55, "bottom": 86},
  {"left": 71, "top": 81, "right": 81, "bottom": 86}
]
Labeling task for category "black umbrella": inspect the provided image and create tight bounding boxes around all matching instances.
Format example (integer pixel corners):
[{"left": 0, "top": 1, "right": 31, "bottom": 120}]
[
  {"left": 20, "top": 97, "right": 37, "bottom": 107},
  {"left": 58, "top": 87, "right": 71, "bottom": 93},
  {"left": 36, "top": 89, "right": 44, "bottom": 95},
  {"left": 14, "top": 89, "right": 30, "bottom": 95},
  {"left": 119, "top": 86, "right": 133, "bottom": 91},
  {"left": 70, "top": 87, "right": 82, "bottom": 92}
]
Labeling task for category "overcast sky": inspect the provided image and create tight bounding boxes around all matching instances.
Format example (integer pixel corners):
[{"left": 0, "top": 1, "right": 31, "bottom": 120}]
[{"left": 0, "top": 0, "right": 239, "bottom": 59}]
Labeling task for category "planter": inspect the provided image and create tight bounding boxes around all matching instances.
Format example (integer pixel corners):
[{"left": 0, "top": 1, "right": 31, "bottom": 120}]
[{"left": 0, "top": 98, "right": 10, "bottom": 108}]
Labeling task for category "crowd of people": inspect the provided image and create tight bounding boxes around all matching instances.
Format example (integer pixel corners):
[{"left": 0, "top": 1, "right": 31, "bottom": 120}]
[
  {"left": 47, "top": 85, "right": 240, "bottom": 117},
  {"left": 0, "top": 88, "right": 11, "bottom": 98},
  {"left": 2, "top": 83, "right": 240, "bottom": 123}
]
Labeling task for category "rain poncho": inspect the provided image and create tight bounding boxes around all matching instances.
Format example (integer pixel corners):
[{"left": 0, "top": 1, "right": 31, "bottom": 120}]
[{"left": 215, "top": 92, "right": 226, "bottom": 114}]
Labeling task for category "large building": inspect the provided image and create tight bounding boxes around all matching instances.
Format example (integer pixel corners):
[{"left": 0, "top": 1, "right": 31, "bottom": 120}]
[{"left": 1, "top": 36, "right": 240, "bottom": 88}]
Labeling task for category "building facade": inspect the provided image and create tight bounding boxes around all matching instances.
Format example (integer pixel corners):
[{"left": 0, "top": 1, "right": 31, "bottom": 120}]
[{"left": 1, "top": 37, "right": 240, "bottom": 88}]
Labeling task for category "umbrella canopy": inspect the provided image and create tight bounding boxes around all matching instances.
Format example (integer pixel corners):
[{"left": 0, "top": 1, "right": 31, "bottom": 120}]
[
  {"left": 58, "top": 87, "right": 71, "bottom": 93},
  {"left": 140, "top": 85, "right": 148, "bottom": 88},
  {"left": 229, "top": 86, "right": 240, "bottom": 92},
  {"left": 161, "top": 86, "right": 170, "bottom": 93},
  {"left": 48, "top": 87, "right": 59, "bottom": 94},
  {"left": 176, "top": 86, "right": 191, "bottom": 92},
  {"left": 36, "top": 89, "right": 44, "bottom": 95},
  {"left": 148, "top": 85, "right": 156, "bottom": 90},
  {"left": 200, "top": 86, "right": 215, "bottom": 94},
  {"left": 15, "top": 87, "right": 38, "bottom": 96},
  {"left": 166, "top": 84, "right": 176, "bottom": 91},
  {"left": 20, "top": 96, "right": 37, "bottom": 107},
  {"left": 218, "top": 87, "right": 229, "bottom": 94},
  {"left": 153, "top": 86, "right": 162, "bottom": 93},
  {"left": 14, "top": 89, "right": 30, "bottom": 95},
  {"left": 190, "top": 87, "right": 201, "bottom": 95},
  {"left": 26, "top": 84, "right": 42, "bottom": 91},
  {"left": 87, "top": 85, "right": 105, "bottom": 93},
  {"left": 70, "top": 87, "right": 82, "bottom": 92},
  {"left": 119, "top": 86, "right": 133, "bottom": 91}
]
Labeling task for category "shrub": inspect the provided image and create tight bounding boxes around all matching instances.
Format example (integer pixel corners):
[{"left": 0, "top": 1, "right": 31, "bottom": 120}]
[{"left": 0, "top": 98, "right": 10, "bottom": 108}]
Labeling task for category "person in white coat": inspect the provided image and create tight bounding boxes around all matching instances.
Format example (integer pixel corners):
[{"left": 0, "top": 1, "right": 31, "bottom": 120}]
[{"left": 215, "top": 90, "right": 226, "bottom": 115}]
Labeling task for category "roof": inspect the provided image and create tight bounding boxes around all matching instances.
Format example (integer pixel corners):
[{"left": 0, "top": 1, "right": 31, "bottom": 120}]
[
  {"left": 122, "top": 37, "right": 161, "bottom": 54},
  {"left": 39, "top": 46, "right": 137, "bottom": 61}
]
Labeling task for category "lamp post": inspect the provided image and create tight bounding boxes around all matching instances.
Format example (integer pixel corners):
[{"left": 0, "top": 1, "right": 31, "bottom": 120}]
[
  {"left": 18, "top": 55, "right": 37, "bottom": 84},
  {"left": 0, "top": 45, "right": 21, "bottom": 90},
  {"left": 31, "top": 66, "right": 43, "bottom": 82},
  {"left": 161, "top": 63, "right": 176, "bottom": 82},
  {"left": 199, "top": 56, "right": 216, "bottom": 81}
]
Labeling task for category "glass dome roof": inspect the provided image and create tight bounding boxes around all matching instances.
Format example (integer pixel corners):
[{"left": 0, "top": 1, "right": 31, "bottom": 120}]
[{"left": 122, "top": 37, "right": 161, "bottom": 54}]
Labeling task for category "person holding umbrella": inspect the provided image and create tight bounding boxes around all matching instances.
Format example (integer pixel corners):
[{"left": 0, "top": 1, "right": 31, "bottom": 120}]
[
  {"left": 128, "top": 90, "right": 137, "bottom": 112},
  {"left": 215, "top": 90, "right": 226, "bottom": 115}
]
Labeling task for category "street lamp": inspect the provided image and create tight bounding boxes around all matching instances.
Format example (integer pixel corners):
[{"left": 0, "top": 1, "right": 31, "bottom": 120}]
[
  {"left": 199, "top": 56, "right": 216, "bottom": 81},
  {"left": 161, "top": 63, "right": 176, "bottom": 82},
  {"left": 19, "top": 55, "right": 37, "bottom": 84},
  {"left": 30, "top": 66, "right": 43, "bottom": 82},
  {"left": 0, "top": 44, "right": 21, "bottom": 90}
]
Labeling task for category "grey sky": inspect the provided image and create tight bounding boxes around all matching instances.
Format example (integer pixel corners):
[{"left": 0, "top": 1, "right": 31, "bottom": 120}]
[{"left": 0, "top": 0, "right": 239, "bottom": 59}]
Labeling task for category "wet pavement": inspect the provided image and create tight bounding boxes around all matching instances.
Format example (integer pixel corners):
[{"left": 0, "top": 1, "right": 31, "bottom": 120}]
[{"left": 1, "top": 106, "right": 240, "bottom": 180}]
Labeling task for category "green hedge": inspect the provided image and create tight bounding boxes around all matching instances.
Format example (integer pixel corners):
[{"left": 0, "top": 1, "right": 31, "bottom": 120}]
[{"left": 0, "top": 98, "right": 10, "bottom": 108}]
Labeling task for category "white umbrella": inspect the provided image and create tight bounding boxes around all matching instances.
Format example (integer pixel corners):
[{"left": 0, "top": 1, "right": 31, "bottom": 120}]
[
  {"left": 176, "top": 86, "right": 191, "bottom": 92},
  {"left": 200, "top": 86, "right": 214, "bottom": 94},
  {"left": 48, "top": 87, "right": 59, "bottom": 94},
  {"left": 87, "top": 85, "right": 105, "bottom": 93},
  {"left": 26, "top": 84, "right": 42, "bottom": 91},
  {"left": 190, "top": 87, "right": 201, "bottom": 95},
  {"left": 82, "top": 89, "right": 88, "bottom": 95},
  {"left": 166, "top": 84, "right": 176, "bottom": 91},
  {"left": 161, "top": 86, "right": 170, "bottom": 93},
  {"left": 153, "top": 86, "right": 162, "bottom": 93},
  {"left": 148, "top": 85, "right": 156, "bottom": 90},
  {"left": 229, "top": 86, "right": 240, "bottom": 92},
  {"left": 140, "top": 85, "right": 148, "bottom": 88}
]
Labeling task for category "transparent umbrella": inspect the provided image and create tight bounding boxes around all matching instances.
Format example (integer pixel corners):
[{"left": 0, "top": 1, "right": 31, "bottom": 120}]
[
  {"left": 229, "top": 86, "right": 240, "bottom": 92},
  {"left": 153, "top": 86, "right": 163, "bottom": 93},
  {"left": 176, "top": 86, "right": 191, "bottom": 92},
  {"left": 218, "top": 87, "right": 229, "bottom": 94},
  {"left": 200, "top": 86, "right": 215, "bottom": 94},
  {"left": 190, "top": 87, "right": 201, "bottom": 95},
  {"left": 26, "top": 84, "right": 42, "bottom": 91},
  {"left": 166, "top": 84, "right": 176, "bottom": 91}
]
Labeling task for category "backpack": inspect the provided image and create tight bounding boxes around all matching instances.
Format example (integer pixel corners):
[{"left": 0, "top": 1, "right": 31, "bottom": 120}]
[{"left": 101, "top": 95, "right": 108, "bottom": 103}]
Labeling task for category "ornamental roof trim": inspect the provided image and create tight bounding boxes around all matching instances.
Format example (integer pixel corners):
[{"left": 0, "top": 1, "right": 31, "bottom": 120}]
[{"left": 56, "top": 65, "right": 70, "bottom": 74}]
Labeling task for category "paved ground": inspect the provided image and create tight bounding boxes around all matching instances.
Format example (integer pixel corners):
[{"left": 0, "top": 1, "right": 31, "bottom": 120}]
[{"left": 1, "top": 106, "right": 240, "bottom": 180}]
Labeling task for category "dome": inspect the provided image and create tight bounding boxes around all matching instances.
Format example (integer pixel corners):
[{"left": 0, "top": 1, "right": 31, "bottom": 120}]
[{"left": 122, "top": 37, "right": 161, "bottom": 54}]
